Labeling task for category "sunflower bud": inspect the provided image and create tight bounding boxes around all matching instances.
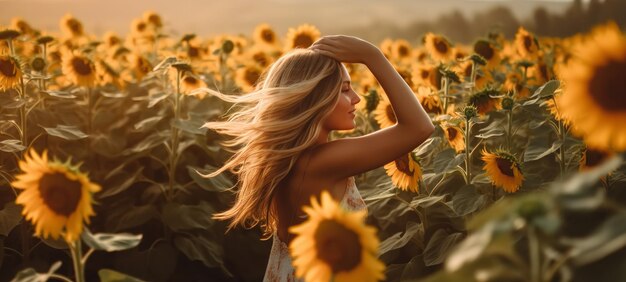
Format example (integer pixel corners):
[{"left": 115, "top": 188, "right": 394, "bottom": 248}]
[
  {"left": 463, "top": 105, "right": 478, "bottom": 119},
  {"left": 31, "top": 57, "right": 46, "bottom": 72},
  {"left": 516, "top": 60, "right": 534, "bottom": 69},
  {"left": 222, "top": 40, "right": 234, "bottom": 54},
  {"left": 468, "top": 53, "right": 487, "bottom": 66},
  {"left": 0, "top": 29, "right": 20, "bottom": 40},
  {"left": 365, "top": 89, "right": 380, "bottom": 113},
  {"left": 439, "top": 66, "right": 461, "bottom": 84},
  {"left": 501, "top": 97, "right": 514, "bottom": 111},
  {"left": 181, "top": 33, "right": 196, "bottom": 43},
  {"left": 171, "top": 62, "right": 192, "bottom": 73},
  {"left": 36, "top": 36, "right": 55, "bottom": 45}
]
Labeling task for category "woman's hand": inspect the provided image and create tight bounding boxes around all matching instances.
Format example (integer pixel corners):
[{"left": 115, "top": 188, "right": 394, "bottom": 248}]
[{"left": 309, "top": 35, "right": 383, "bottom": 65}]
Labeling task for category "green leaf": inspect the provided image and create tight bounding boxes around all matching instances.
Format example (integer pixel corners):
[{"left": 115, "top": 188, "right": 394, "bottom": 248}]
[
  {"left": 109, "top": 204, "right": 158, "bottom": 232},
  {"left": 570, "top": 212, "right": 626, "bottom": 266},
  {"left": 0, "top": 139, "right": 25, "bottom": 153},
  {"left": 379, "top": 221, "right": 421, "bottom": 256},
  {"left": 128, "top": 131, "right": 169, "bottom": 154},
  {"left": 147, "top": 91, "right": 170, "bottom": 108},
  {"left": 43, "top": 125, "right": 88, "bottom": 140},
  {"left": 533, "top": 80, "right": 560, "bottom": 99},
  {"left": 452, "top": 185, "right": 487, "bottom": 216},
  {"left": 81, "top": 229, "right": 142, "bottom": 252},
  {"left": 172, "top": 117, "right": 207, "bottom": 135},
  {"left": 0, "top": 202, "right": 22, "bottom": 236},
  {"left": 11, "top": 261, "right": 62, "bottom": 282},
  {"left": 162, "top": 202, "right": 215, "bottom": 232},
  {"left": 424, "top": 229, "right": 465, "bottom": 266},
  {"left": 134, "top": 116, "right": 163, "bottom": 131},
  {"left": 188, "top": 165, "right": 235, "bottom": 192},
  {"left": 174, "top": 233, "right": 224, "bottom": 269},
  {"left": 99, "top": 166, "right": 144, "bottom": 199},
  {"left": 433, "top": 149, "right": 456, "bottom": 174},
  {"left": 98, "top": 269, "right": 146, "bottom": 282},
  {"left": 43, "top": 90, "right": 77, "bottom": 99},
  {"left": 445, "top": 222, "right": 496, "bottom": 271}
]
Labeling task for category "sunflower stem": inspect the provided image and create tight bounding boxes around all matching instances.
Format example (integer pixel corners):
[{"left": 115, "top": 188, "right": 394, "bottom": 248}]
[
  {"left": 507, "top": 110, "right": 512, "bottom": 151},
  {"left": 7, "top": 39, "right": 15, "bottom": 56},
  {"left": 558, "top": 120, "right": 565, "bottom": 180},
  {"left": 19, "top": 77, "right": 27, "bottom": 151},
  {"left": 469, "top": 61, "right": 477, "bottom": 94},
  {"left": 528, "top": 225, "right": 541, "bottom": 282},
  {"left": 464, "top": 118, "right": 472, "bottom": 184},
  {"left": 69, "top": 239, "right": 86, "bottom": 282},
  {"left": 49, "top": 274, "right": 74, "bottom": 282},
  {"left": 442, "top": 77, "right": 450, "bottom": 114},
  {"left": 168, "top": 69, "right": 182, "bottom": 199},
  {"left": 42, "top": 43, "right": 48, "bottom": 91}
]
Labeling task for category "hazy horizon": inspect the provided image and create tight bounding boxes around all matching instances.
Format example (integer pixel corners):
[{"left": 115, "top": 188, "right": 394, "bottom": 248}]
[{"left": 1, "top": 0, "right": 582, "bottom": 39}]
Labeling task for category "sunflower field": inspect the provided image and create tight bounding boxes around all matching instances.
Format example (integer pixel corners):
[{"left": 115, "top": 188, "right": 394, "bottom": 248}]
[{"left": 1, "top": 11, "right": 626, "bottom": 282}]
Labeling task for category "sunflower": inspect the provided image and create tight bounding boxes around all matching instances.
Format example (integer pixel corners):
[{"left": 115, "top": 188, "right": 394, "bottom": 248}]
[
  {"left": 289, "top": 191, "right": 385, "bottom": 282},
  {"left": 442, "top": 122, "right": 465, "bottom": 153},
  {"left": 129, "top": 53, "right": 152, "bottom": 82},
  {"left": 468, "top": 88, "right": 501, "bottom": 116},
  {"left": 0, "top": 55, "right": 23, "bottom": 91},
  {"left": 59, "top": 14, "right": 84, "bottom": 38},
  {"left": 557, "top": 22, "right": 626, "bottom": 151},
  {"left": 373, "top": 98, "right": 396, "bottom": 128},
  {"left": 142, "top": 10, "right": 163, "bottom": 30},
  {"left": 102, "top": 31, "right": 122, "bottom": 49},
  {"left": 473, "top": 39, "right": 500, "bottom": 69},
  {"left": 11, "top": 17, "right": 37, "bottom": 37},
  {"left": 425, "top": 33, "right": 453, "bottom": 62},
  {"left": 384, "top": 152, "right": 422, "bottom": 193},
  {"left": 95, "top": 59, "right": 122, "bottom": 89},
  {"left": 391, "top": 39, "right": 412, "bottom": 62},
  {"left": 503, "top": 71, "right": 530, "bottom": 99},
  {"left": 417, "top": 86, "right": 442, "bottom": 115},
  {"left": 62, "top": 52, "right": 96, "bottom": 87},
  {"left": 284, "top": 24, "right": 321, "bottom": 50},
  {"left": 11, "top": 149, "right": 101, "bottom": 242},
  {"left": 245, "top": 45, "right": 274, "bottom": 68},
  {"left": 515, "top": 27, "right": 539, "bottom": 60},
  {"left": 235, "top": 63, "right": 263, "bottom": 92},
  {"left": 455, "top": 60, "right": 492, "bottom": 90},
  {"left": 253, "top": 23, "right": 279, "bottom": 47},
  {"left": 180, "top": 72, "right": 207, "bottom": 98},
  {"left": 379, "top": 38, "right": 394, "bottom": 59},
  {"left": 411, "top": 63, "right": 433, "bottom": 88},
  {"left": 481, "top": 148, "right": 524, "bottom": 193}
]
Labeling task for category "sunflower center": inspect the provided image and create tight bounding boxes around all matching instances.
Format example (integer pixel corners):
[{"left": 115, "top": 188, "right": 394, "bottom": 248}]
[
  {"left": 253, "top": 52, "right": 268, "bottom": 67},
  {"left": 67, "top": 19, "right": 82, "bottom": 34},
  {"left": 447, "top": 127, "right": 458, "bottom": 140},
  {"left": 71, "top": 57, "right": 93, "bottom": 76},
  {"left": 434, "top": 38, "right": 448, "bottom": 54},
  {"left": 39, "top": 172, "right": 83, "bottom": 217},
  {"left": 314, "top": 219, "right": 362, "bottom": 273},
  {"left": 474, "top": 41, "right": 494, "bottom": 60},
  {"left": 183, "top": 76, "right": 197, "bottom": 85},
  {"left": 136, "top": 22, "right": 147, "bottom": 33},
  {"left": 261, "top": 29, "right": 275, "bottom": 43},
  {"left": 523, "top": 35, "right": 533, "bottom": 51},
  {"left": 0, "top": 58, "right": 18, "bottom": 77},
  {"left": 495, "top": 158, "right": 515, "bottom": 177},
  {"left": 588, "top": 59, "right": 626, "bottom": 112},
  {"left": 188, "top": 46, "right": 200, "bottom": 58},
  {"left": 293, "top": 34, "right": 314, "bottom": 49},
  {"left": 420, "top": 69, "right": 430, "bottom": 80},
  {"left": 398, "top": 46, "right": 409, "bottom": 57},
  {"left": 245, "top": 68, "right": 260, "bottom": 86},
  {"left": 585, "top": 149, "right": 607, "bottom": 167},
  {"left": 394, "top": 154, "right": 413, "bottom": 176},
  {"left": 385, "top": 104, "right": 397, "bottom": 124}
]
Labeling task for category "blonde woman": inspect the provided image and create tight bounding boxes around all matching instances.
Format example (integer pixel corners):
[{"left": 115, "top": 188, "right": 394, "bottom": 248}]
[{"left": 202, "top": 35, "right": 434, "bottom": 281}]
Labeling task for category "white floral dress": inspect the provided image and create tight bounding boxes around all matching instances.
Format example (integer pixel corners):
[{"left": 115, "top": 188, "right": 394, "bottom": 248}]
[{"left": 263, "top": 176, "right": 368, "bottom": 282}]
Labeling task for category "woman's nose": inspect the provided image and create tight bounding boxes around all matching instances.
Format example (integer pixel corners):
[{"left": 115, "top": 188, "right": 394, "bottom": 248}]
[{"left": 352, "top": 92, "right": 361, "bottom": 104}]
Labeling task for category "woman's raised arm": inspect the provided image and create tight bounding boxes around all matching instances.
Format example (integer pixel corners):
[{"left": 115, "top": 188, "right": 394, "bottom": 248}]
[{"left": 308, "top": 35, "right": 435, "bottom": 181}]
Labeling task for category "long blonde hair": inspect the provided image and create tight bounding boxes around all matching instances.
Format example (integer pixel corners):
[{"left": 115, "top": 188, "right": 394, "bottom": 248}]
[{"left": 201, "top": 49, "right": 342, "bottom": 237}]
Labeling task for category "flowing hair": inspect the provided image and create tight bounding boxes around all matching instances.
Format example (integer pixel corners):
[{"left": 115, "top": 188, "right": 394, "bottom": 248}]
[{"left": 199, "top": 49, "right": 342, "bottom": 238}]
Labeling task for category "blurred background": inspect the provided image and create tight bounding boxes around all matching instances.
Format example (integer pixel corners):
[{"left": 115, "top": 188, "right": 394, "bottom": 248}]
[{"left": 2, "top": 0, "right": 625, "bottom": 43}]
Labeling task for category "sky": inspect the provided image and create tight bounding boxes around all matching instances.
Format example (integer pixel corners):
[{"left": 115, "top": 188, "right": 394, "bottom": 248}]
[{"left": 0, "top": 0, "right": 583, "bottom": 38}]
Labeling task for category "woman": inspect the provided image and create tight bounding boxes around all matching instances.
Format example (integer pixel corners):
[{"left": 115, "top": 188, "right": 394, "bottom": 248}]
[{"left": 202, "top": 35, "right": 434, "bottom": 281}]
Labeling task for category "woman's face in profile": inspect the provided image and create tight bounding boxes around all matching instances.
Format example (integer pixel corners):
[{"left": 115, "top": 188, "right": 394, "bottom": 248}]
[{"left": 323, "top": 65, "right": 361, "bottom": 131}]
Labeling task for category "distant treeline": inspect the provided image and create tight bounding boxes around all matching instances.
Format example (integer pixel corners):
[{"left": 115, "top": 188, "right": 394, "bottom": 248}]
[{"left": 345, "top": 0, "right": 626, "bottom": 44}]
